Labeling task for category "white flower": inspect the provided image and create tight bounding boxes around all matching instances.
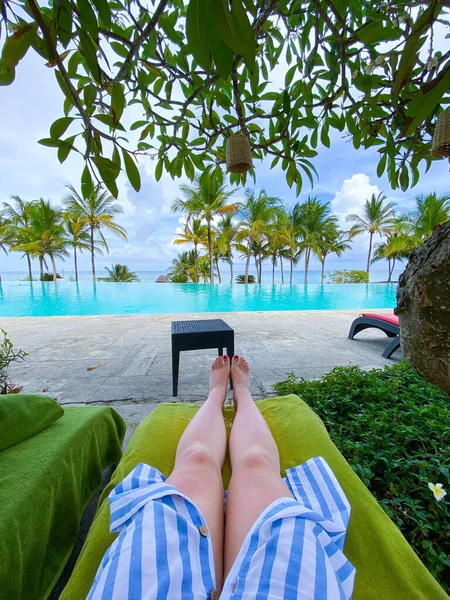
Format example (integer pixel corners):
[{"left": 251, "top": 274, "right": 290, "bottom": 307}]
[
  {"left": 428, "top": 482, "right": 447, "bottom": 502},
  {"left": 375, "top": 55, "right": 386, "bottom": 65}
]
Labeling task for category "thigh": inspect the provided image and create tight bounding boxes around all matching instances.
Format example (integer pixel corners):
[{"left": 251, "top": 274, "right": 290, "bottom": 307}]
[
  {"left": 166, "top": 446, "right": 225, "bottom": 589},
  {"left": 224, "top": 457, "right": 292, "bottom": 577}
]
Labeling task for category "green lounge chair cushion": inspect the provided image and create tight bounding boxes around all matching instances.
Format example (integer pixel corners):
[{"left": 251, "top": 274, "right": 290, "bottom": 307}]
[
  {"left": 0, "top": 393, "right": 64, "bottom": 452},
  {"left": 61, "top": 395, "right": 449, "bottom": 600},
  {"left": 0, "top": 405, "right": 125, "bottom": 600}
]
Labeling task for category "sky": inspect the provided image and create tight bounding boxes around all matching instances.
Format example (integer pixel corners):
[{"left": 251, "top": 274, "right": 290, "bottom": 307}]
[{"left": 1, "top": 45, "right": 449, "bottom": 278}]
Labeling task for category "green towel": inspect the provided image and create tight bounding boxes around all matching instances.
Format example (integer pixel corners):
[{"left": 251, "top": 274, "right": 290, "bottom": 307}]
[
  {"left": 61, "top": 396, "right": 449, "bottom": 600},
  {"left": 0, "top": 405, "right": 125, "bottom": 600}
]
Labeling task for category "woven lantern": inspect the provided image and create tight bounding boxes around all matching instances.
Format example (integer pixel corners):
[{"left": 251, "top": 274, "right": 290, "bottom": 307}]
[
  {"left": 226, "top": 131, "right": 253, "bottom": 173},
  {"left": 431, "top": 107, "right": 450, "bottom": 158}
]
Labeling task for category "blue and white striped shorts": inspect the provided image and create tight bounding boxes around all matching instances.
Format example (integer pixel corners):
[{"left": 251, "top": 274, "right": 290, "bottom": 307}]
[{"left": 88, "top": 457, "right": 355, "bottom": 599}]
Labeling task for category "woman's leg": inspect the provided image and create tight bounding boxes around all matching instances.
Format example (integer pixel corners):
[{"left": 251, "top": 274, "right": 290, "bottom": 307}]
[
  {"left": 166, "top": 355, "right": 229, "bottom": 589},
  {"left": 224, "top": 356, "right": 293, "bottom": 577}
]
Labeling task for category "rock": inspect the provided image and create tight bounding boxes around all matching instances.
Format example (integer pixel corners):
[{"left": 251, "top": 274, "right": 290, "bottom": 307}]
[
  {"left": 155, "top": 275, "right": 170, "bottom": 283},
  {"left": 395, "top": 221, "right": 450, "bottom": 393}
]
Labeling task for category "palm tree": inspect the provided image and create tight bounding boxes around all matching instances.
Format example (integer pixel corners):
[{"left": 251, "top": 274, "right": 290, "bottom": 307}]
[
  {"left": 318, "top": 226, "right": 352, "bottom": 284},
  {"left": 412, "top": 193, "right": 450, "bottom": 240},
  {"left": 293, "top": 197, "right": 339, "bottom": 284},
  {"left": 172, "top": 177, "right": 238, "bottom": 284},
  {"left": 13, "top": 199, "right": 68, "bottom": 281},
  {"left": 216, "top": 215, "right": 239, "bottom": 284},
  {"left": 265, "top": 211, "right": 290, "bottom": 285},
  {"left": 168, "top": 250, "right": 205, "bottom": 283},
  {"left": 173, "top": 218, "right": 208, "bottom": 283},
  {"left": 63, "top": 214, "right": 95, "bottom": 282},
  {"left": 0, "top": 213, "right": 9, "bottom": 283},
  {"left": 99, "top": 264, "right": 139, "bottom": 282},
  {"left": 347, "top": 193, "right": 396, "bottom": 276},
  {"left": 64, "top": 185, "right": 127, "bottom": 282},
  {"left": 236, "top": 189, "right": 284, "bottom": 284},
  {"left": 2, "top": 196, "right": 36, "bottom": 280}
]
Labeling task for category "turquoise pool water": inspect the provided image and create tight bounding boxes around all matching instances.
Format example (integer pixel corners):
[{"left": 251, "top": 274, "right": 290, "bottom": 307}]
[{"left": 0, "top": 282, "right": 398, "bottom": 317}]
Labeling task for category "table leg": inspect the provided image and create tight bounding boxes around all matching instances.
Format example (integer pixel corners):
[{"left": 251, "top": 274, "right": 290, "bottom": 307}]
[{"left": 172, "top": 349, "right": 180, "bottom": 396}]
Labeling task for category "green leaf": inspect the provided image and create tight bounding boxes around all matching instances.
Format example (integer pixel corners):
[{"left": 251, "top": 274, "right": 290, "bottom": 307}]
[
  {"left": 153, "top": 77, "right": 164, "bottom": 95},
  {"left": 377, "top": 153, "right": 387, "bottom": 178},
  {"left": 399, "top": 165, "right": 409, "bottom": 191},
  {"left": 81, "top": 165, "right": 93, "bottom": 198},
  {"left": 282, "top": 90, "right": 290, "bottom": 115},
  {"left": 0, "top": 61, "right": 15, "bottom": 86},
  {"left": 50, "top": 117, "right": 74, "bottom": 139},
  {"left": 92, "top": 156, "right": 120, "bottom": 197},
  {"left": 56, "top": 0, "right": 73, "bottom": 48},
  {"left": 143, "top": 30, "right": 158, "bottom": 59},
  {"left": 57, "top": 135, "right": 75, "bottom": 163},
  {"left": 321, "top": 124, "right": 330, "bottom": 148},
  {"left": 184, "top": 156, "right": 195, "bottom": 181},
  {"left": 393, "top": 5, "right": 437, "bottom": 95},
  {"left": 160, "top": 15, "right": 183, "bottom": 44},
  {"left": 38, "top": 138, "right": 62, "bottom": 148},
  {"left": 111, "top": 42, "right": 129, "bottom": 58},
  {"left": 357, "top": 23, "right": 400, "bottom": 45},
  {"left": 405, "top": 66, "right": 450, "bottom": 135},
  {"left": 186, "top": 0, "right": 213, "bottom": 71},
  {"left": 214, "top": 0, "right": 255, "bottom": 69},
  {"left": 78, "top": 30, "right": 101, "bottom": 83},
  {"left": 210, "top": 35, "right": 233, "bottom": 80},
  {"left": 91, "top": 0, "right": 111, "bottom": 27},
  {"left": 353, "top": 74, "right": 383, "bottom": 93},
  {"left": 84, "top": 84, "right": 97, "bottom": 108},
  {"left": 191, "top": 153, "right": 205, "bottom": 170},
  {"left": 111, "top": 82, "right": 125, "bottom": 125},
  {"left": 329, "top": 0, "right": 346, "bottom": 19},
  {"left": 1, "top": 24, "right": 36, "bottom": 69},
  {"left": 122, "top": 149, "right": 141, "bottom": 192},
  {"left": 155, "top": 159, "right": 163, "bottom": 182},
  {"left": 285, "top": 65, "right": 296, "bottom": 87},
  {"left": 77, "top": 0, "right": 99, "bottom": 39}
]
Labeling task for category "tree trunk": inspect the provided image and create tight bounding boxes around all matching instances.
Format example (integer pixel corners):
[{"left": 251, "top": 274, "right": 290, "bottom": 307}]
[
  {"left": 280, "top": 255, "right": 284, "bottom": 284},
  {"left": 229, "top": 257, "right": 233, "bottom": 284},
  {"left": 193, "top": 243, "right": 199, "bottom": 283},
  {"left": 272, "top": 259, "right": 275, "bottom": 285},
  {"left": 207, "top": 220, "right": 214, "bottom": 284},
  {"left": 290, "top": 256, "right": 293, "bottom": 285},
  {"left": 258, "top": 255, "right": 262, "bottom": 284},
  {"left": 26, "top": 254, "right": 33, "bottom": 280},
  {"left": 244, "top": 243, "right": 251, "bottom": 284},
  {"left": 321, "top": 259, "right": 325, "bottom": 284},
  {"left": 90, "top": 227, "right": 96, "bottom": 282},
  {"left": 50, "top": 254, "right": 58, "bottom": 282},
  {"left": 304, "top": 248, "right": 310, "bottom": 284},
  {"left": 74, "top": 245, "right": 78, "bottom": 282},
  {"left": 395, "top": 221, "right": 450, "bottom": 393},
  {"left": 39, "top": 257, "right": 44, "bottom": 279},
  {"left": 391, "top": 257, "right": 396, "bottom": 280},
  {"left": 387, "top": 258, "right": 392, "bottom": 283},
  {"left": 216, "top": 259, "right": 221, "bottom": 283},
  {"left": 366, "top": 231, "right": 373, "bottom": 275}
]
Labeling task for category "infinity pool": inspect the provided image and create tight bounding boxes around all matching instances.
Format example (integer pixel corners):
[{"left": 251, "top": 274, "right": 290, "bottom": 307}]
[{"left": 0, "top": 282, "right": 398, "bottom": 317}]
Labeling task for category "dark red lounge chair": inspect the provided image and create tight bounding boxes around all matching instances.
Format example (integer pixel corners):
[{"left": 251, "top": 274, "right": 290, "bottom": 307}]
[{"left": 348, "top": 312, "right": 400, "bottom": 359}]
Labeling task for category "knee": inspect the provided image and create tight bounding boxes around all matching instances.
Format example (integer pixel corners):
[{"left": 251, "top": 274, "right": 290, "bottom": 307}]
[
  {"left": 179, "top": 443, "right": 219, "bottom": 471},
  {"left": 235, "top": 447, "right": 277, "bottom": 473}
]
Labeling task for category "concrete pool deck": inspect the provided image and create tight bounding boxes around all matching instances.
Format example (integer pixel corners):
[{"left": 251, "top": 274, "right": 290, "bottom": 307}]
[{"left": 5, "top": 309, "right": 402, "bottom": 445}]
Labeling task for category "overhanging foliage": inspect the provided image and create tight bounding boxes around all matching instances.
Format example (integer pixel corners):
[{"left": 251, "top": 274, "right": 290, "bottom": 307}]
[{"left": 0, "top": 0, "right": 449, "bottom": 197}]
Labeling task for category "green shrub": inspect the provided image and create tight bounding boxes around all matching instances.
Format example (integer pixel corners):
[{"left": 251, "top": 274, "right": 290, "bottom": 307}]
[
  {"left": 40, "top": 272, "right": 62, "bottom": 281},
  {"left": 235, "top": 274, "right": 256, "bottom": 284},
  {"left": 274, "top": 362, "right": 450, "bottom": 592},
  {"left": 0, "top": 329, "right": 27, "bottom": 394},
  {"left": 327, "top": 269, "right": 369, "bottom": 283}
]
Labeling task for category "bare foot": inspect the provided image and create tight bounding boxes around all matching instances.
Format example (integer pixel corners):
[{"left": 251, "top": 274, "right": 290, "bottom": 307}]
[
  {"left": 231, "top": 355, "right": 251, "bottom": 410},
  {"left": 209, "top": 355, "right": 230, "bottom": 400}
]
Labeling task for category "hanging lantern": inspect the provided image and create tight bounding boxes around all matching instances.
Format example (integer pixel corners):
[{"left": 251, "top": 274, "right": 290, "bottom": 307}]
[
  {"left": 226, "top": 131, "right": 253, "bottom": 174},
  {"left": 431, "top": 107, "right": 450, "bottom": 159}
]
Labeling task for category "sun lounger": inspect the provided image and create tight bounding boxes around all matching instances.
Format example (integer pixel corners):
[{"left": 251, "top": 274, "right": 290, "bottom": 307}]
[
  {"left": 348, "top": 312, "right": 401, "bottom": 358},
  {"left": 61, "top": 396, "right": 447, "bottom": 600}
]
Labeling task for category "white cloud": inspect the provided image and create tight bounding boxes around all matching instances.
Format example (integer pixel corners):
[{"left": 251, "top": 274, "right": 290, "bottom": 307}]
[{"left": 330, "top": 173, "right": 381, "bottom": 229}]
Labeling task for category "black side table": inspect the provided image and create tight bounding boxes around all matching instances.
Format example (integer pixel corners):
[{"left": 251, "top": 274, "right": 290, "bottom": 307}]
[{"left": 171, "top": 319, "right": 235, "bottom": 396}]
